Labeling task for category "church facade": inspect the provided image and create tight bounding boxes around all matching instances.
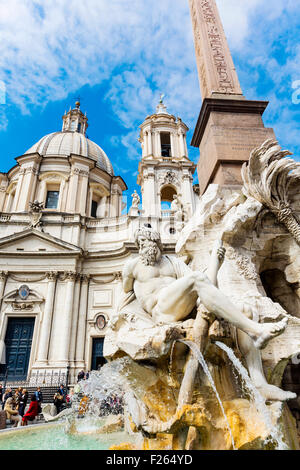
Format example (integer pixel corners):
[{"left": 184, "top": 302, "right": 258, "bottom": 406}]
[{"left": 0, "top": 100, "right": 198, "bottom": 384}]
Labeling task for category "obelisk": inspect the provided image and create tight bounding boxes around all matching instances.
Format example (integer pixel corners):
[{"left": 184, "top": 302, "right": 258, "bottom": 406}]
[{"left": 189, "top": 0, "right": 276, "bottom": 194}]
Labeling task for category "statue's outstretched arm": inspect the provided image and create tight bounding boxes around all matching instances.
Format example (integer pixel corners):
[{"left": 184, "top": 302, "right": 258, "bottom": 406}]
[{"left": 206, "top": 240, "right": 225, "bottom": 287}]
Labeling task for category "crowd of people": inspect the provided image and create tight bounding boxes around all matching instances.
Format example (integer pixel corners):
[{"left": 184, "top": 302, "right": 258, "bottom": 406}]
[
  {"left": 99, "top": 393, "right": 124, "bottom": 416},
  {"left": 0, "top": 379, "right": 124, "bottom": 427},
  {"left": 0, "top": 384, "right": 43, "bottom": 427}
]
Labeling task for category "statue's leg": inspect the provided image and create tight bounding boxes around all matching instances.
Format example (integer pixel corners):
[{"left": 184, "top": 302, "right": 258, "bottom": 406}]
[
  {"left": 191, "top": 272, "right": 288, "bottom": 350},
  {"left": 177, "top": 306, "right": 211, "bottom": 409},
  {"left": 152, "top": 275, "right": 198, "bottom": 323},
  {"left": 237, "top": 308, "right": 296, "bottom": 402},
  {"left": 154, "top": 272, "right": 288, "bottom": 349}
]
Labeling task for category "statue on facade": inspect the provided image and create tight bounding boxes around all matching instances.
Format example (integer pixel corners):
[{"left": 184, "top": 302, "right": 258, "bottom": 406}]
[
  {"left": 129, "top": 190, "right": 140, "bottom": 217},
  {"left": 29, "top": 200, "right": 44, "bottom": 230},
  {"left": 171, "top": 194, "right": 184, "bottom": 230},
  {"left": 131, "top": 190, "right": 140, "bottom": 208}
]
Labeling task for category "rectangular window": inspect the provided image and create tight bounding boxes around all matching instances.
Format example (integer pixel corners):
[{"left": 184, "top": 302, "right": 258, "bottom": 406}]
[
  {"left": 91, "top": 200, "right": 98, "bottom": 218},
  {"left": 45, "top": 191, "right": 59, "bottom": 209}
]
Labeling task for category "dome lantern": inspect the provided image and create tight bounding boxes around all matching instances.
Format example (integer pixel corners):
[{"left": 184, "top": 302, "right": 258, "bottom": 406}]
[{"left": 62, "top": 100, "right": 88, "bottom": 135}]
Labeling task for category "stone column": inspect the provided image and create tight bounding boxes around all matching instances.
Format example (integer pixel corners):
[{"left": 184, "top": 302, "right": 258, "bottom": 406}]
[
  {"left": 75, "top": 275, "right": 89, "bottom": 367},
  {"left": 0, "top": 187, "right": 6, "bottom": 212},
  {"left": 147, "top": 131, "right": 153, "bottom": 157},
  {"left": 142, "top": 132, "right": 147, "bottom": 158},
  {"left": 4, "top": 192, "right": 13, "bottom": 212},
  {"left": 18, "top": 167, "right": 39, "bottom": 212},
  {"left": 37, "top": 179, "right": 47, "bottom": 203},
  {"left": 12, "top": 168, "right": 25, "bottom": 212},
  {"left": 59, "top": 272, "right": 76, "bottom": 364},
  {"left": 57, "top": 180, "right": 66, "bottom": 211},
  {"left": 79, "top": 171, "right": 89, "bottom": 216},
  {"left": 142, "top": 172, "right": 157, "bottom": 217},
  {"left": 97, "top": 197, "right": 107, "bottom": 218},
  {"left": 0, "top": 271, "right": 8, "bottom": 365},
  {"left": 67, "top": 169, "right": 79, "bottom": 213},
  {"left": 110, "top": 189, "right": 120, "bottom": 218},
  {"left": 69, "top": 274, "right": 81, "bottom": 365},
  {"left": 36, "top": 272, "right": 58, "bottom": 365},
  {"left": 179, "top": 131, "right": 186, "bottom": 158},
  {"left": 155, "top": 131, "right": 161, "bottom": 158},
  {"left": 170, "top": 133, "right": 175, "bottom": 158}
]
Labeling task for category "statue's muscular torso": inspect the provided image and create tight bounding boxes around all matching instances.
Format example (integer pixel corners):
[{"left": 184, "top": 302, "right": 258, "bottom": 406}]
[{"left": 123, "top": 255, "right": 177, "bottom": 314}]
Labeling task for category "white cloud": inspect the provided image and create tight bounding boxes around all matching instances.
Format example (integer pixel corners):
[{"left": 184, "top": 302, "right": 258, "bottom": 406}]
[{"left": 0, "top": 0, "right": 299, "bottom": 163}]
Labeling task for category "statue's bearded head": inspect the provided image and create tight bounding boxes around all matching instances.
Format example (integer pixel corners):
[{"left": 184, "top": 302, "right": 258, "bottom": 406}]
[{"left": 135, "top": 227, "right": 163, "bottom": 266}]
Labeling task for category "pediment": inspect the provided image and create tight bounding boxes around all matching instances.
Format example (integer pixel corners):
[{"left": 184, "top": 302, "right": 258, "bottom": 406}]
[{"left": 0, "top": 229, "right": 82, "bottom": 255}]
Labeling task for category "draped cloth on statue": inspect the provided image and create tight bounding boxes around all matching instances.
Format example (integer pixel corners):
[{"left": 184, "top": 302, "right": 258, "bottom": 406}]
[{"left": 103, "top": 256, "right": 194, "bottom": 361}]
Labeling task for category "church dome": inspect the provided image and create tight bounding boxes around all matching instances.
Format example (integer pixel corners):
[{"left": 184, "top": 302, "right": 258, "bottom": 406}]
[
  {"left": 24, "top": 102, "right": 114, "bottom": 176},
  {"left": 25, "top": 131, "right": 114, "bottom": 176}
]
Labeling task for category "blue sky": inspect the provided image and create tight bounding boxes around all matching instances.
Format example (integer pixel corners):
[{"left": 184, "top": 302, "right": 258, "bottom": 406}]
[{"left": 0, "top": 0, "right": 299, "bottom": 200}]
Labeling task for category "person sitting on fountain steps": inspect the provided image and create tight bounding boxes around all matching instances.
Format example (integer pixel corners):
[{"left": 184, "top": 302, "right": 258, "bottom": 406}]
[{"left": 121, "top": 227, "right": 295, "bottom": 402}]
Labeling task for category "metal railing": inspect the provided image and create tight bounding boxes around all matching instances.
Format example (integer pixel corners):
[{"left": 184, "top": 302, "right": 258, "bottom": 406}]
[
  {"left": 1, "top": 368, "right": 69, "bottom": 389},
  {"left": 161, "top": 210, "right": 174, "bottom": 218}
]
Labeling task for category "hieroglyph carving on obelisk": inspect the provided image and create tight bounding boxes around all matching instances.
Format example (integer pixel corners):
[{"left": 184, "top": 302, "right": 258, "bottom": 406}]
[{"left": 189, "top": 0, "right": 243, "bottom": 99}]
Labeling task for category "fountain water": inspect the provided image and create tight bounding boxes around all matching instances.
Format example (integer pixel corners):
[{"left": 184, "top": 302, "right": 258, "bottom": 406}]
[
  {"left": 215, "top": 341, "right": 288, "bottom": 450},
  {"left": 180, "top": 340, "right": 236, "bottom": 450}
]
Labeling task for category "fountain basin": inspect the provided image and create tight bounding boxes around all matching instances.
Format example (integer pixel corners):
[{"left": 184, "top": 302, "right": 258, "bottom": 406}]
[{"left": 0, "top": 422, "right": 136, "bottom": 451}]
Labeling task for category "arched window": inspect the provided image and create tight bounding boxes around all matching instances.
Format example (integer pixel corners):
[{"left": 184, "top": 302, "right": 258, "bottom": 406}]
[{"left": 160, "top": 185, "right": 177, "bottom": 215}]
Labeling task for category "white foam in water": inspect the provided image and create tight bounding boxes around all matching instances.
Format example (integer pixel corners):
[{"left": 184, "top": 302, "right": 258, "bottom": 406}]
[
  {"left": 180, "top": 340, "right": 236, "bottom": 450},
  {"left": 215, "top": 341, "right": 288, "bottom": 450}
]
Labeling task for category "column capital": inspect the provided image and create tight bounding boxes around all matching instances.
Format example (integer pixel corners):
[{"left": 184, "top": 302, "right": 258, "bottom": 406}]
[
  {"left": 46, "top": 271, "right": 59, "bottom": 281},
  {"left": 62, "top": 271, "right": 78, "bottom": 282},
  {"left": 114, "top": 272, "right": 123, "bottom": 281},
  {"left": 0, "top": 271, "right": 8, "bottom": 281},
  {"left": 80, "top": 274, "right": 90, "bottom": 284}
]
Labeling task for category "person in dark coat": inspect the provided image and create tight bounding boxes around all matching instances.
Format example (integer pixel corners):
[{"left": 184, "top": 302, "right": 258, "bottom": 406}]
[
  {"left": 77, "top": 370, "right": 85, "bottom": 382},
  {"left": 53, "top": 393, "right": 65, "bottom": 415},
  {"left": 57, "top": 384, "right": 67, "bottom": 400},
  {"left": 35, "top": 387, "right": 43, "bottom": 404},
  {"left": 18, "top": 389, "right": 28, "bottom": 417},
  {"left": 0, "top": 384, "right": 3, "bottom": 404},
  {"left": 14, "top": 387, "right": 23, "bottom": 409}
]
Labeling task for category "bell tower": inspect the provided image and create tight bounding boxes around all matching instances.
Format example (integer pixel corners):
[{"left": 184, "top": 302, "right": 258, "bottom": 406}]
[{"left": 137, "top": 98, "right": 197, "bottom": 220}]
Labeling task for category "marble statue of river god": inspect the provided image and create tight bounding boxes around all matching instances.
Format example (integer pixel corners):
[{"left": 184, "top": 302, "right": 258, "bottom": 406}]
[{"left": 124, "top": 227, "right": 287, "bottom": 350}]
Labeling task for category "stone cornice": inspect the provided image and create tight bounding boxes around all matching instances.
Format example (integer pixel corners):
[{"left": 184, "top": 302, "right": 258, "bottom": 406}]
[
  {"left": 90, "top": 272, "right": 122, "bottom": 284},
  {"left": 191, "top": 98, "right": 269, "bottom": 147},
  {"left": 15, "top": 153, "right": 42, "bottom": 165}
]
